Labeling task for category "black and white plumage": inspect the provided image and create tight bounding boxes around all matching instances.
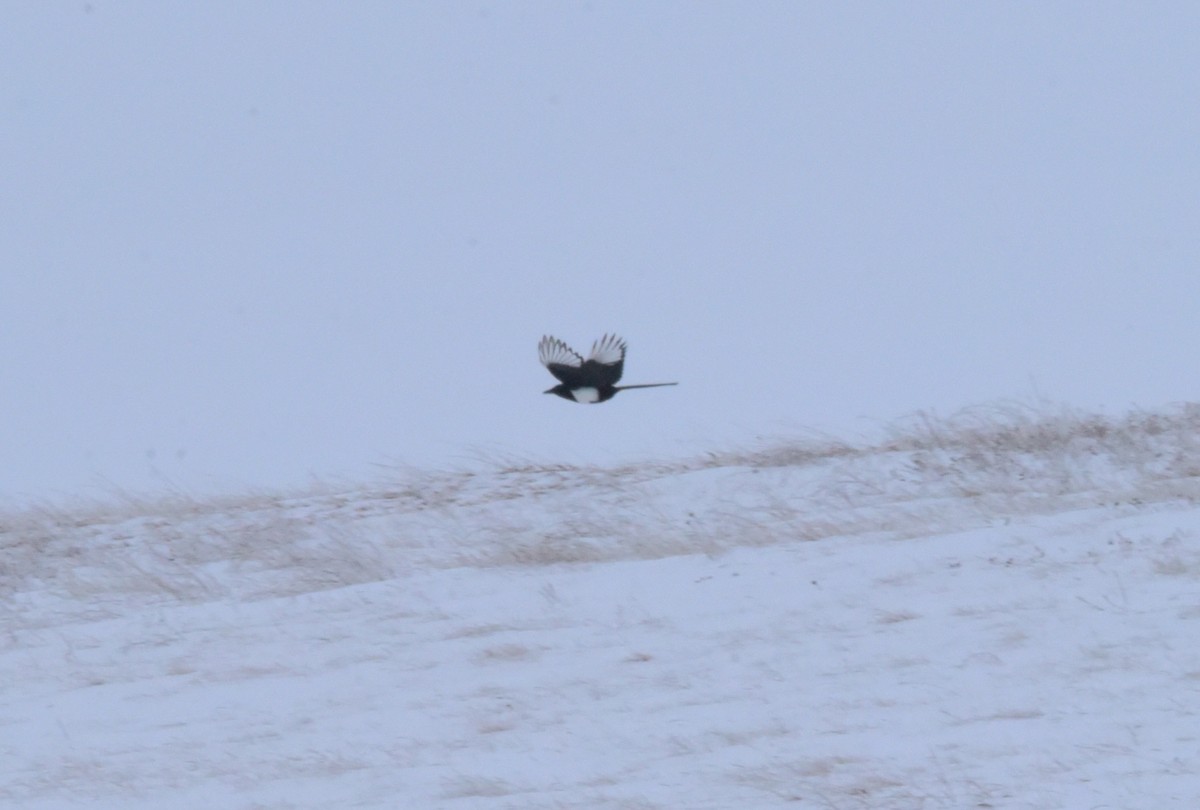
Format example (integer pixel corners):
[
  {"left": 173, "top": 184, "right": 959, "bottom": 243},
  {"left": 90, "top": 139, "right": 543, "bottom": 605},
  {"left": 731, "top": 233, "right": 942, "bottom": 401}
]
[{"left": 538, "top": 334, "right": 678, "bottom": 403}]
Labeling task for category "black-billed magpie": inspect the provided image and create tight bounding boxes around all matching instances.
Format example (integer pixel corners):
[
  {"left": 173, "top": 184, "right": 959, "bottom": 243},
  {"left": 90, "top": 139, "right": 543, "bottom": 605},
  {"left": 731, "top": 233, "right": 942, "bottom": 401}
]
[{"left": 538, "top": 334, "right": 678, "bottom": 404}]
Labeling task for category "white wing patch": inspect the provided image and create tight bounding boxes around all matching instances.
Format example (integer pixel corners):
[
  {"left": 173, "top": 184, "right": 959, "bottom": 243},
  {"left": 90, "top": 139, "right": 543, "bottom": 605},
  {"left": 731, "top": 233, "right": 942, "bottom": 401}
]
[
  {"left": 538, "top": 335, "right": 584, "bottom": 368},
  {"left": 588, "top": 333, "right": 626, "bottom": 365}
]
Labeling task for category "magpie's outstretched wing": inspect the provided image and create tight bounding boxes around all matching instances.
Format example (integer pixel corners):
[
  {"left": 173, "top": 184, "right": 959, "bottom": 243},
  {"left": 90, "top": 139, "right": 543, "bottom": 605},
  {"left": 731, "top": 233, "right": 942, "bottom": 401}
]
[
  {"left": 539, "top": 334, "right": 628, "bottom": 388},
  {"left": 539, "top": 335, "right": 588, "bottom": 386},
  {"left": 585, "top": 333, "right": 626, "bottom": 386}
]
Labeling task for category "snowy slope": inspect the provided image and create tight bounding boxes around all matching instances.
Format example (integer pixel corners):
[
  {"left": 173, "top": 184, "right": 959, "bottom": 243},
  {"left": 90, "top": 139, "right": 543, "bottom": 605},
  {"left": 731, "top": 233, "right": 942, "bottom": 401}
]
[{"left": 3, "top": 405, "right": 1199, "bottom": 809}]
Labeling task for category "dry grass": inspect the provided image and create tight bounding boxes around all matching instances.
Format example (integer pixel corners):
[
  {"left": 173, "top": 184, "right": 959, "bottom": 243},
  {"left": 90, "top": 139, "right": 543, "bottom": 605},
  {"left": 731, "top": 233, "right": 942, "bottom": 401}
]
[{"left": 4, "top": 401, "right": 1200, "bottom": 630}]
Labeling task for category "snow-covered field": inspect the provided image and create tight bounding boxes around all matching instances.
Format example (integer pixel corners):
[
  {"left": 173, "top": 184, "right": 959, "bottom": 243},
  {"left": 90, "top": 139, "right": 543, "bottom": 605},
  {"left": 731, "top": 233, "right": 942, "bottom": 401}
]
[{"left": 3, "top": 404, "right": 1199, "bottom": 809}]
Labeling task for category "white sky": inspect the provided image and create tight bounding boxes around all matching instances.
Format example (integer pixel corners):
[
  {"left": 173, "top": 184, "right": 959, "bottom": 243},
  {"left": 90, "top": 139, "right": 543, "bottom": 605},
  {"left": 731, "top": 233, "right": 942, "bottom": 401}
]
[{"left": 3, "top": 2, "right": 1198, "bottom": 501}]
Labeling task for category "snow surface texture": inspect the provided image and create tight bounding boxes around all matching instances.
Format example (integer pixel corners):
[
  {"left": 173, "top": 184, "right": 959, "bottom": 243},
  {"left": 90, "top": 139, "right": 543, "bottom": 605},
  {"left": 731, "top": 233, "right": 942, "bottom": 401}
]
[{"left": 3, "top": 404, "right": 1199, "bottom": 808}]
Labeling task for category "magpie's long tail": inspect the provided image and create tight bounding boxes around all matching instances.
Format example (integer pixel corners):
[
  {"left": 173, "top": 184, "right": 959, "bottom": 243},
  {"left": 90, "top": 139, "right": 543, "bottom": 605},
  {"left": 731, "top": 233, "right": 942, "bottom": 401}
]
[{"left": 614, "top": 382, "right": 679, "bottom": 391}]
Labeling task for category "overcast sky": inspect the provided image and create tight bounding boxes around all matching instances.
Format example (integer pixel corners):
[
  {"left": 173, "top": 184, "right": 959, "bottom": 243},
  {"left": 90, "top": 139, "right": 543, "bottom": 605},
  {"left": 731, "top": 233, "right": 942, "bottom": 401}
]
[{"left": 3, "top": 2, "right": 1198, "bottom": 502}]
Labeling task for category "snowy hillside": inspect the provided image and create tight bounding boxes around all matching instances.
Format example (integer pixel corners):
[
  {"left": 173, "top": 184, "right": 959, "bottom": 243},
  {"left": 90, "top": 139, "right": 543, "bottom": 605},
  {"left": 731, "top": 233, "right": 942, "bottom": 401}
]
[{"left": 3, "top": 404, "right": 1199, "bottom": 809}]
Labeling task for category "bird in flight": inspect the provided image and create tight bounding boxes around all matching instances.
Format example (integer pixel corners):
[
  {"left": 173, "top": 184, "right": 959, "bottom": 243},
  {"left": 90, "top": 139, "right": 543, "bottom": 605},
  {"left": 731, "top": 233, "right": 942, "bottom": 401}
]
[{"left": 538, "top": 334, "right": 678, "bottom": 404}]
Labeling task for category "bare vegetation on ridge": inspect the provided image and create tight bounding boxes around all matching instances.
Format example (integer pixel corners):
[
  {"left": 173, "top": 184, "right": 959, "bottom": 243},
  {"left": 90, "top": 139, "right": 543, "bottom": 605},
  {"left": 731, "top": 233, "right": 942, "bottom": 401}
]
[{"left": 4, "top": 402, "right": 1200, "bottom": 624}]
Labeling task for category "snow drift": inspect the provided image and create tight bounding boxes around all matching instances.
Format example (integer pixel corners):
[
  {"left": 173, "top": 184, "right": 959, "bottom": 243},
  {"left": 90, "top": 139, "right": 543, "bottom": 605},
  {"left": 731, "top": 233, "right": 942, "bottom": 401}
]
[{"left": 2, "top": 403, "right": 1198, "bottom": 808}]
